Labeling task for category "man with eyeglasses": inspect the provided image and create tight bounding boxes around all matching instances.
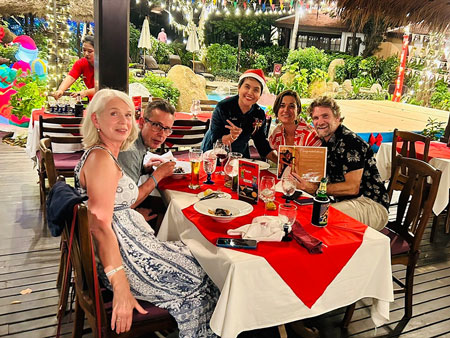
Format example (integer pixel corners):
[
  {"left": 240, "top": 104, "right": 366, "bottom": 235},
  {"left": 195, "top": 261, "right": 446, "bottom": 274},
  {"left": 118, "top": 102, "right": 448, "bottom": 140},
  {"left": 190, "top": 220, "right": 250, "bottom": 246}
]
[{"left": 118, "top": 99, "right": 176, "bottom": 227}]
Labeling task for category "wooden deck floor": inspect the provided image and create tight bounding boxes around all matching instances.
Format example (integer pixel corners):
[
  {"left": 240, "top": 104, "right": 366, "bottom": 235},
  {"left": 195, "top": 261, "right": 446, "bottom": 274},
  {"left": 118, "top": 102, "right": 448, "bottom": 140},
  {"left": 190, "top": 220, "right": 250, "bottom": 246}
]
[{"left": 0, "top": 142, "right": 449, "bottom": 338}]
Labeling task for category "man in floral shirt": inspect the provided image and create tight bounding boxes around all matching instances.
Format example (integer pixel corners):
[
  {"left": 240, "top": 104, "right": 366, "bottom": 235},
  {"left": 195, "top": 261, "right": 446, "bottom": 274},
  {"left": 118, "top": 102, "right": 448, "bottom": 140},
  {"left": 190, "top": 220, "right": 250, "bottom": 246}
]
[{"left": 294, "top": 96, "right": 389, "bottom": 231}]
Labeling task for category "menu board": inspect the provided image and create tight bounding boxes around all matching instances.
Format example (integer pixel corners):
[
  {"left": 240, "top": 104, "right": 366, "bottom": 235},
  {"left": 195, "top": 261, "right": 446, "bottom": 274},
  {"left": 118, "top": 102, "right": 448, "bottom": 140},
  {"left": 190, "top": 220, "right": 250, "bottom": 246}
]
[
  {"left": 238, "top": 160, "right": 260, "bottom": 204},
  {"left": 277, "top": 146, "right": 327, "bottom": 181}
]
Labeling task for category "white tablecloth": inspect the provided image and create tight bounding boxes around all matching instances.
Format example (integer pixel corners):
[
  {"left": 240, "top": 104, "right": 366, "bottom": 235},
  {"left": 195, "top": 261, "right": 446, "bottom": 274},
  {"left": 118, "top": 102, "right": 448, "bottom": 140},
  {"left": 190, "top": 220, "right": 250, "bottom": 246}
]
[
  {"left": 25, "top": 115, "right": 83, "bottom": 160},
  {"left": 376, "top": 142, "right": 450, "bottom": 215},
  {"left": 158, "top": 189, "right": 394, "bottom": 338}
]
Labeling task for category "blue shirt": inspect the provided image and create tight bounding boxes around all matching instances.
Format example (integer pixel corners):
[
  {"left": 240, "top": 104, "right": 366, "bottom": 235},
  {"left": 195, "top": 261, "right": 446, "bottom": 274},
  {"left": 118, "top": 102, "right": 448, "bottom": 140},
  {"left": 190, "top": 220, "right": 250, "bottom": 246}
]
[{"left": 201, "top": 95, "right": 272, "bottom": 159}]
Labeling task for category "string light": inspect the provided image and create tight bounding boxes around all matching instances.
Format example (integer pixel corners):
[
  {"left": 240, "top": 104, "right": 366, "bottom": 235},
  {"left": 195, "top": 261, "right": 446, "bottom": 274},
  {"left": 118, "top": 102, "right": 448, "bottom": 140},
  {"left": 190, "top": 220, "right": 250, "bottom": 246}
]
[{"left": 46, "top": 0, "right": 73, "bottom": 92}]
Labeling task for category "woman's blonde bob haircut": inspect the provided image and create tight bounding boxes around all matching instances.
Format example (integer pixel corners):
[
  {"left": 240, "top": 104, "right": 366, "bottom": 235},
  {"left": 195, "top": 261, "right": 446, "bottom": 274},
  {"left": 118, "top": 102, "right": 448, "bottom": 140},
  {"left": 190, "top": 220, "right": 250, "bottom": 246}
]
[{"left": 81, "top": 88, "right": 139, "bottom": 151}]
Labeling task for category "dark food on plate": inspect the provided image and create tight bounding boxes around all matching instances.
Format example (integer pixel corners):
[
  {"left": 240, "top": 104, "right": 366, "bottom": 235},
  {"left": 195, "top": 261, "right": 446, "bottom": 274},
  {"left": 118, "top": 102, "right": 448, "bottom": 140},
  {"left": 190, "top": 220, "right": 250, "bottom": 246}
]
[
  {"left": 173, "top": 167, "right": 185, "bottom": 174},
  {"left": 208, "top": 208, "right": 232, "bottom": 216}
]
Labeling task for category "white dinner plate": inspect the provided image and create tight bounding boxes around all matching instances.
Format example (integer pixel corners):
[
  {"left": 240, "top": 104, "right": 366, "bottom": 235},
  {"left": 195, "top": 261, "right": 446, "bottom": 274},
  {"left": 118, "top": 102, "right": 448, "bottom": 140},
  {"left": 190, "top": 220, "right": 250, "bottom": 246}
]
[
  {"left": 172, "top": 161, "right": 191, "bottom": 179},
  {"left": 194, "top": 199, "right": 253, "bottom": 223},
  {"left": 197, "top": 190, "right": 232, "bottom": 199},
  {"left": 246, "top": 159, "right": 270, "bottom": 170}
]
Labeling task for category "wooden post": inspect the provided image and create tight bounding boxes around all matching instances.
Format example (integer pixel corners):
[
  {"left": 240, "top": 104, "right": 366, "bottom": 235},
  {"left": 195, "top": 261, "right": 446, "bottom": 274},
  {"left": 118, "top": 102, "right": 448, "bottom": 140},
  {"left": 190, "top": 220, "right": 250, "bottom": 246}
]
[{"left": 94, "top": 0, "right": 130, "bottom": 93}]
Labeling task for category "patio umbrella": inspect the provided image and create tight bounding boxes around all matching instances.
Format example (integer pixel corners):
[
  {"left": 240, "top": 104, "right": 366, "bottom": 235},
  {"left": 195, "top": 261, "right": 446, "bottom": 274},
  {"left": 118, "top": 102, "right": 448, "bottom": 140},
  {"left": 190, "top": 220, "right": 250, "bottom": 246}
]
[
  {"left": 138, "top": 16, "right": 152, "bottom": 71},
  {"left": 186, "top": 25, "right": 200, "bottom": 71}
]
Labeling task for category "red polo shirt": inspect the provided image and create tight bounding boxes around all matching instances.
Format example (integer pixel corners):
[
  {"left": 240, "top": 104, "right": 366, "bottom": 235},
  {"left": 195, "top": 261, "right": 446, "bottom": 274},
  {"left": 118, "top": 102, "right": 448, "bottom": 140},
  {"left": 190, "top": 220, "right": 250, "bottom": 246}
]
[{"left": 68, "top": 58, "right": 94, "bottom": 99}]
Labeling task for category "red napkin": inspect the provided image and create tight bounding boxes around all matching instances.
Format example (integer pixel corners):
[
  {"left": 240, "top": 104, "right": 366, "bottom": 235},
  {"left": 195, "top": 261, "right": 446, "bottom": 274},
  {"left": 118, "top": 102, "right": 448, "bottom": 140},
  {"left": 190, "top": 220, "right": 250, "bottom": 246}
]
[{"left": 291, "top": 221, "right": 323, "bottom": 254}]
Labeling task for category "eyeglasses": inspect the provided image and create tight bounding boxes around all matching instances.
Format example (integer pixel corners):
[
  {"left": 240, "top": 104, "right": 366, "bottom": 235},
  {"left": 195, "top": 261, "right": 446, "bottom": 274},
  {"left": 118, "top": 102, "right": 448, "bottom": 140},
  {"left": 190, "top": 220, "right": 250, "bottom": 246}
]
[{"left": 144, "top": 117, "right": 173, "bottom": 135}]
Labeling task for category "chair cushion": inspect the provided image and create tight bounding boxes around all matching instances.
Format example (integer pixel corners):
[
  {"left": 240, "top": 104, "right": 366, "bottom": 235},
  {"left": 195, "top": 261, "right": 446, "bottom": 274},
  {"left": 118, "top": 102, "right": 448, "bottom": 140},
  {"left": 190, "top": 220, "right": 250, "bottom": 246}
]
[
  {"left": 53, "top": 152, "right": 83, "bottom": 170},
  {"left": 144, "top": 55, "right": 158, "bottom": 69},
  {"left": 381, "top": 227, "right": 410, "bottom": 255}
]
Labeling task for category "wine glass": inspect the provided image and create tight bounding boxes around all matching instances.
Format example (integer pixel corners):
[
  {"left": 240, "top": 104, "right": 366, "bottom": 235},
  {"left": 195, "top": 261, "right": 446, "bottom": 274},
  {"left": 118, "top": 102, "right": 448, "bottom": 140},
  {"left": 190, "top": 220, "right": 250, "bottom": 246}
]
[
  {"left": 213, "top": 140, "right": 229, "bottom": 175},
  {"left": 281, "top": 176, "right": 297, "bottom": 203},
  {"left": 188, "top": 148, "right": 203, "bottom": 190},
  {"left": 279, "top": 203, "right": 297, "bottom": 242},
  {"left": 203, "top": 150, "right": 217, "bottom": 185},
  {"left": 259, "top": 176, "right": 276, "bottom": 215},
  {"left": 224, "top": 152, "right": 242, "bottom": 191},
  {"left": 190, "top": 99, "right": 201, "bottom": 120}
]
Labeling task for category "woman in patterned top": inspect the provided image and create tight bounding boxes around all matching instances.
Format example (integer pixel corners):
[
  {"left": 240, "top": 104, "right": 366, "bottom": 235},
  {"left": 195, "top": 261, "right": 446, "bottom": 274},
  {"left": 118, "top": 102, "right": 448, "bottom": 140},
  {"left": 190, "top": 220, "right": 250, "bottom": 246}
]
[
  {"left": 268, "top": 90, "right": 321, "bottom": 153},
  {"left": 75, "top": 89, "right": 218, "bottom": 337}
]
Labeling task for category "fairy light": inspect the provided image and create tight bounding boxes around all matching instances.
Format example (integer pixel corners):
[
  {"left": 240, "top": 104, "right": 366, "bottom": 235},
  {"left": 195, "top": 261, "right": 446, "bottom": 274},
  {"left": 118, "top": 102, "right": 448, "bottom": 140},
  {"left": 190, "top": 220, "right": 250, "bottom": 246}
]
[{"left": 46, "top": 0, "right": 72, "bottom": 92}]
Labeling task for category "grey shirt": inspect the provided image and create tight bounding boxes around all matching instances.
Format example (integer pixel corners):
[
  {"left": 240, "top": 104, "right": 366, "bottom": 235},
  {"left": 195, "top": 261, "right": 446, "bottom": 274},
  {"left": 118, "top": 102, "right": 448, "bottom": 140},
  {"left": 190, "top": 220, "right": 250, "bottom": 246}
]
[{"left": 118, "top": 133, "right": 148, "bottom": 184}]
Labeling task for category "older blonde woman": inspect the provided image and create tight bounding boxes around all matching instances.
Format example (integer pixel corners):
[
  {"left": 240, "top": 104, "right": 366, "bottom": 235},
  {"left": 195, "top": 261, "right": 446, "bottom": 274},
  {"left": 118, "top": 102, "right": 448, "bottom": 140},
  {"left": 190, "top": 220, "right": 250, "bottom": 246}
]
[{"left": 75, "top": 89, "right": 218, "bottom": 337}]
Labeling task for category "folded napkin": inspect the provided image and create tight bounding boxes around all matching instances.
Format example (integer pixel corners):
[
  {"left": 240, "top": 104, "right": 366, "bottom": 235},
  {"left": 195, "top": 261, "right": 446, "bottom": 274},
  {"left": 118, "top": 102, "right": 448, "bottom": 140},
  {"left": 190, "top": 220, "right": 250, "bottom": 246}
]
[
  {"left": 143, "top": 150, "right": 175, "bottom": 167},
  {"left": 138, "top": 151, "right": 176, "bottom": 186},
  {"left": 227, "top": 216, "right": 284, "bottom": 242},
  {"left": 292, "top": 221, "right": 323, "bottom": 254}
]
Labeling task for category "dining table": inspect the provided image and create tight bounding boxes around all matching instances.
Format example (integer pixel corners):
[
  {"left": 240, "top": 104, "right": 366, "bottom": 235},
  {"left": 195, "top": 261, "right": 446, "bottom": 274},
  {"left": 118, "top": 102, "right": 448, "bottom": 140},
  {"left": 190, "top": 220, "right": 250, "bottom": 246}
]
[
  {"left": 376, "top": 141, "right": 450, "bottom": 216},
  {"left": 156, "top": 167, "right": 394, "bottom": 338}
]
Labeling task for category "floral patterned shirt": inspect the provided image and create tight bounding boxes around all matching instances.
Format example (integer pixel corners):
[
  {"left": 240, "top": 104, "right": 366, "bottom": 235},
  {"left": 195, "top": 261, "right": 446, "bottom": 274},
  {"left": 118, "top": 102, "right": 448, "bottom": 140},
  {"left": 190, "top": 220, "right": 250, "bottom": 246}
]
[
  {"left": 269, "top": 120, "right": 322, "bottom": 150},
  {"left": 322, "top": 124, "right": 389, "bottom": 210}
]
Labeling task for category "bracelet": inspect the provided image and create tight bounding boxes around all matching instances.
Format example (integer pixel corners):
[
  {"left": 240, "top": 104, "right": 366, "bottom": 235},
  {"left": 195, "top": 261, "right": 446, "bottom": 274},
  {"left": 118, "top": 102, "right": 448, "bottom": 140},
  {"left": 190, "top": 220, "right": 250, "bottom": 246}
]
[
  {"left": 105, "top": 265, "right": 124, "bottom": 278},
  {"left": 150, "top": 174, "right": 158, "bottom": 187}
]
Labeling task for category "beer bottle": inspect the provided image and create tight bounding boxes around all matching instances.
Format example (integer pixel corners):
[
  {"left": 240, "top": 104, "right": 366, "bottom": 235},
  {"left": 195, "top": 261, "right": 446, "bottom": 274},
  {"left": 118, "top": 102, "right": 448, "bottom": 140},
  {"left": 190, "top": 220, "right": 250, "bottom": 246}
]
[
  {"left": 74, "top": 94, "right": 84, "bottom": 117},
  {"left": 311, "top": 177, "right": 330, "bottom": 227}
]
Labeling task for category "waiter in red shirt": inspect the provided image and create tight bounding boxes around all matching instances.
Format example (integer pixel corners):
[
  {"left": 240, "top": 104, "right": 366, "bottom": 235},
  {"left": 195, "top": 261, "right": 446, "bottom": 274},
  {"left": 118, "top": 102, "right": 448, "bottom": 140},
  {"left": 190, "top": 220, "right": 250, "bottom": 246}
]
[{"left": 52, "top": 35, "right": 95, "bottom": 101}]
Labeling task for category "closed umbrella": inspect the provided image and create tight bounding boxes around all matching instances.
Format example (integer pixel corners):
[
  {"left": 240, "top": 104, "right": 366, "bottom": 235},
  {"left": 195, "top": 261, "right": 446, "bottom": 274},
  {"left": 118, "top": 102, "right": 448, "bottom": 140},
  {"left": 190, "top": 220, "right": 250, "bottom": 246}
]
[
  {"left": 138, "top": 16, "right": 152, "bottom": 71},
  {"left": 186, "top": 25, "right": 200, "bottom": 70}
]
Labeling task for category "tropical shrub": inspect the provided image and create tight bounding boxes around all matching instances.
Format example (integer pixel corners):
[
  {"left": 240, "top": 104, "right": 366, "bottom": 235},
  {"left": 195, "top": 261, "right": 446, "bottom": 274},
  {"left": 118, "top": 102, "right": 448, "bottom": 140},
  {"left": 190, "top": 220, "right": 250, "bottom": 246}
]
[
  {"left": 422, "top": 117, "right": 446, "bottom": 140},
  {"left": 286, "top": 47, "right": 329, "bottom": 72},
  {"left": 213, "top": 69, "right": 241, "bottom": 82},
  {"left": 10, "top": 70, "right": 48, "bottom": 118},
  {"left": 130, "top": 72, "right": 180, "bottom": 107},
  {"left": 378, "top": 56, "right": 400, "bottom": 88},
  {"left": 431, "top": 80, "right": 450, "bottom": 111},
  {"left": 129, "top": 23, "right": 141, "bottom": 63},
  {"left": 206, "top": 43, "right": 237, "bottom": 73},
  {"left": 0, "top": 44, "right": 17, "bottom": 63},
  {"left": 256, "top": 45, "right": 290, "bottom": 71},
  {"left": 170, "top": 42, "right": 192, "bottom": 66}
]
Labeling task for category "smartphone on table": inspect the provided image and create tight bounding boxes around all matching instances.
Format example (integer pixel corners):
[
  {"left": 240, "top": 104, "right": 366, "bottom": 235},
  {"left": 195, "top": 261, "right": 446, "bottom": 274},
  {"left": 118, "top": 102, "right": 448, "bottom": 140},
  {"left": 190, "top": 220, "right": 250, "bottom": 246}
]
[
  {"left": 293, "top": 197, "right": 314, "bottom": 206},
  {"left": 216, "top": 238, "right": 257, "bottom": 249}
]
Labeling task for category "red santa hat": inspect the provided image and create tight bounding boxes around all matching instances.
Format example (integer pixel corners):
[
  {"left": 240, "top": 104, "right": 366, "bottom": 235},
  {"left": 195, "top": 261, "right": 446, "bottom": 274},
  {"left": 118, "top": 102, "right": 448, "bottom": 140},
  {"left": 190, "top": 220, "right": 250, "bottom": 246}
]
[{"left": 238, "top": 69, "right": 266, "bottom": 91}]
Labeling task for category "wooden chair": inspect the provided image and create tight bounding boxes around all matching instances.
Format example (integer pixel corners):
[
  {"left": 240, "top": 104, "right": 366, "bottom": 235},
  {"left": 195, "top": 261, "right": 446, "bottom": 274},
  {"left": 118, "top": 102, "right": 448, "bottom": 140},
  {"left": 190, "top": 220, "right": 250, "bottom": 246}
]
[
  {"left": 199, "top": 99, "right": 218, "bottom": 112},
  {"left": 159, "top": 119, "right": 210, "bottom": 156},
  {"left": 67, "top": 203, "right": 177, "bottom": 337},
  {"left": 37, "top": 116, "right": 83, "bottom": 206},
  {"left": 391, "top": 129, "right": 431, "bottom": 188},
  {"left": 343, "top": 155, "right": 441, "bottom": 327}
]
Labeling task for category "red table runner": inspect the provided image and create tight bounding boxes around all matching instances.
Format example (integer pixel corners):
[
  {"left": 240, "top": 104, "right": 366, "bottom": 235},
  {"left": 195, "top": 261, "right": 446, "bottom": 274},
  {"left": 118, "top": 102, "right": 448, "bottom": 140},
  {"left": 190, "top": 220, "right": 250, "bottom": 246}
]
[
  {"left": 396, "top": 141, "right": 450, "bottom": 160},
  {"left": 179, "top": 182, "right": 367, "bottom": 308},
  {"left": 174, "top": 111, "right": 212, "bottom": 122}
]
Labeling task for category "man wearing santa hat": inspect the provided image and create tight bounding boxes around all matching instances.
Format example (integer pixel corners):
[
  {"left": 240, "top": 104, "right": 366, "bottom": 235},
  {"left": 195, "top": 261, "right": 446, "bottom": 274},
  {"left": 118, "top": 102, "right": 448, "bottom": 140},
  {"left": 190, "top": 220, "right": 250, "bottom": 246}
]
[{"left": 202, "top": 69, "right": 277, "bottom": 162}]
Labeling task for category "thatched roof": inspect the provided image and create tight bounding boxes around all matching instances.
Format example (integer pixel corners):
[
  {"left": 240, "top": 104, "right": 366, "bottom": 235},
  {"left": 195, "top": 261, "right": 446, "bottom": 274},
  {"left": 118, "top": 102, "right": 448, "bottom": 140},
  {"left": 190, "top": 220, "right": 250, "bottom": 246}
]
[
  {"left": 0, "top": 0, "right": 93, "bottom": 22},
  {"left": 0, "top": 0, "right": 47, "bottom": 17},
  {"left": 335, "top": 0, "right": 450, "bottom": 32},
  {"left": 275, "top": 11, "right": 350, "bottom": 34}
]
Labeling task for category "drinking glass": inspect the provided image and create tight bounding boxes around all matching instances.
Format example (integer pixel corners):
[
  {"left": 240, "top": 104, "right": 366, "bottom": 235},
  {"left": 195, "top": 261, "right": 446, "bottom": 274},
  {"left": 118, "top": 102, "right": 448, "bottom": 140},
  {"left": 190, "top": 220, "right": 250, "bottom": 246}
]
[
  {"left": 224, "top": 152, "right": 242, "bottom": 191},
  {"left": 259, "top": 176, "right": 276, "bottom": 214},
  {"left": 279, "top": 203, "right": 297, "bottom": 241},
  {"left": 281, "top": 176, "right": 297, "bottom": 203},
  {"left": 188, "top": 148, "right": 203, "bottom": 190},
  {"left": 190, "top": 99, "right": 201, "bottom": 120},
  {"left": 203, "top": 151, "right": 217, "bottom": 185},
  {"left": 213, "top": 140, "right": 229, "bottom": 175}
]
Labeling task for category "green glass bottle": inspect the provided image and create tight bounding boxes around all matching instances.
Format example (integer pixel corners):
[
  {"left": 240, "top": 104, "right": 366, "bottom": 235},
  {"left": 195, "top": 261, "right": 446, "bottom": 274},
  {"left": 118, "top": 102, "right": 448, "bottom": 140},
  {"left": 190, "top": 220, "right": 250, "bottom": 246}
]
[{"left": 311, "top": 177, "right": 330, "bottom": 227}]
